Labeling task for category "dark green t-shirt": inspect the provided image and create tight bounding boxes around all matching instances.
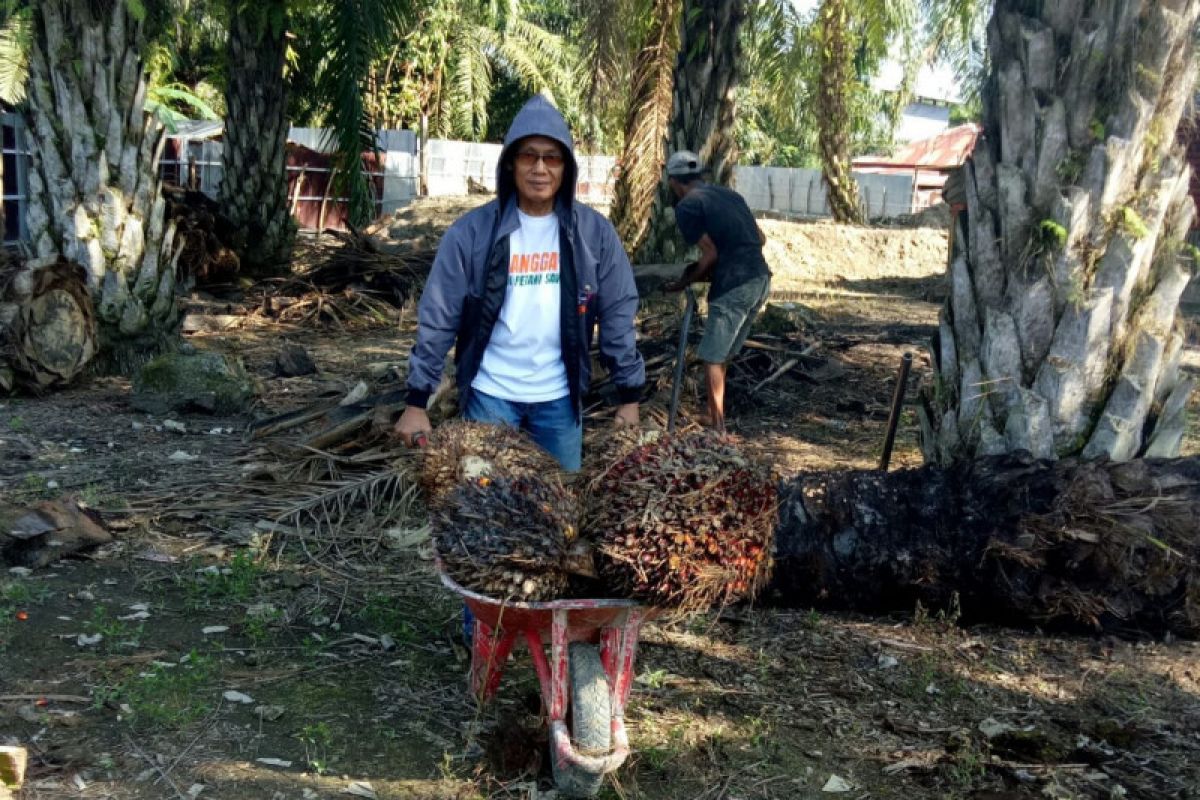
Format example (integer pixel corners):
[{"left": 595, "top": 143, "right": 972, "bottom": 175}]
[{"left": 674, "top": 184, "right": 771, "bottom": 300}]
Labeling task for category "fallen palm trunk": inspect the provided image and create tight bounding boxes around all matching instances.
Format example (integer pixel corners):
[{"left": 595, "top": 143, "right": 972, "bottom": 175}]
[{"left": 769, "top": 454, "right": 1200, "bottom": 637}]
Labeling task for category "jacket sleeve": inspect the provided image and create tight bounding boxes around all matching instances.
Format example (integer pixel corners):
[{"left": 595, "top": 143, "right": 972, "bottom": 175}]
[
  {"left": 406, "top": 223, "right": 471, "bottom": 408},
  {"left": 595, "top": 220, "right": 646, "bottom": 404}
]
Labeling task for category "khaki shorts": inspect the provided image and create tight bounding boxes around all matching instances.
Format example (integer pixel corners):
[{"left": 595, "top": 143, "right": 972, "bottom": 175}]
[{"left": 697, "top": 275, "right": 771, "bottom": 364}]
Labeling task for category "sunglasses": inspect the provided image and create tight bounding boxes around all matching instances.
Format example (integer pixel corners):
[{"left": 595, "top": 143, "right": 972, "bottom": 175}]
[{"left": 515, "top": 150, "right": 565, "bottom": 168}]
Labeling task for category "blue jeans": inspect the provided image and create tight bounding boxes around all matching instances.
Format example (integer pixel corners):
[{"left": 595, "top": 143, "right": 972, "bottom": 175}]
[{"left": 463, "top": 389, "right": 582, "bottom": 471}]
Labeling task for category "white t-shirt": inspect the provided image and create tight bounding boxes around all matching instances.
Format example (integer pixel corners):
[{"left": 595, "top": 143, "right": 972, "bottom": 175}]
[{"left": 471, "top": 209, "right": 569, "bottom": 402}]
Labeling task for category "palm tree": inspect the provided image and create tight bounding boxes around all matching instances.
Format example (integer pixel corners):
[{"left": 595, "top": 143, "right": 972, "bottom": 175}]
[
  {"left": 635, "top": 0, "right": 747, "bottom": 264},
  {"left": 21, "top": 0, "right": 181, "bottom": 369},
  {"left": 368, "top": 0, "right": 576, "bottom": 142},
  {"left": 813, "top": 0, "right": 864, "bottom": 223},
  {"left": 920, "top": 0, "right": 1200, "bottom": 463},
  {"left": 219, "top": 1, "right": 294, "bottom": 272}
]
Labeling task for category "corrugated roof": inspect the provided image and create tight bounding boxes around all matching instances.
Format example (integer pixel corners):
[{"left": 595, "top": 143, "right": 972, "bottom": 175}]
[{"left": 856, "top": 123, "right": 981, "bottom": 170}]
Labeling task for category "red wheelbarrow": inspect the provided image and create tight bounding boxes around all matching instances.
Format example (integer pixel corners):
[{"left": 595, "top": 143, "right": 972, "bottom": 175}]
[{"left": 438, "top": 566, "right": 656, "bottom": 797}]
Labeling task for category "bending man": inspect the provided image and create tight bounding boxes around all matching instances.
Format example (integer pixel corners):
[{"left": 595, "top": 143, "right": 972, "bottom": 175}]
[{"left": 664, "top": 150, "right": 771, "bottom": 432}]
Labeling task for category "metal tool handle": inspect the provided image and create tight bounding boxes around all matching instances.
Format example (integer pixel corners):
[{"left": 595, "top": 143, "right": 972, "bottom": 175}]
[{"left": 667, "top": 287, "right": 697, "bottom": 435}]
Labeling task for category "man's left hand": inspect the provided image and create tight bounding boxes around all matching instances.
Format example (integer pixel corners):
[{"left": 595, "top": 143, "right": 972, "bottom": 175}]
[{"left": 614, "top": 403, "right": 640, "bottom": 427}]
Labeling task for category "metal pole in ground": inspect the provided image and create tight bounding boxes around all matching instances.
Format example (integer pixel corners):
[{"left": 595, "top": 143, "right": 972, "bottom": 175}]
[
  {"left": 879, "top": 352, "right": 913, "bottom": 472},
  {"left": 667, "top": 287, "right": 697, "bottom": 434}
]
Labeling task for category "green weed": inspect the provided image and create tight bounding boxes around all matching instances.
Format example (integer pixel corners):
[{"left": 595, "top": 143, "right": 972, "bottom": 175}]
[
  {"left": 295, "top": 721, "right": 334, "bottom": 775},
  {"left": 356, "top": 592, "right": 417, "bottom": 641}
]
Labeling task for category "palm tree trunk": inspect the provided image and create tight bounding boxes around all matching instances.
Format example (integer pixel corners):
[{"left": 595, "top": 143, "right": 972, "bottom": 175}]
[
  {"left": 920, "top": 0, "right": 1200, "bottom": 464},
  {"left": 23, "top": 0, "right": 179, "bottom": 372},
  {"left": 609, "top": 0, "right": 680, "bottom": 255},
  {"left": 220, "top": 3, "right": 295, "bottom": 274},
  {"left": 771, "top": 455, "right": 1200, "bottom": 638},
  {"left": 814, "top": 0, "right": 863, "bottom": 224},
  {"left": 637, "top": 0, "right": 745, "bottom": 264}
]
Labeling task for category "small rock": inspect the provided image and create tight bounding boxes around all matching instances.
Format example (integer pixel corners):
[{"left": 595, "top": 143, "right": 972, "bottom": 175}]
[
  {"left": 118, "top": 611, "right": 151, "bottom": 621},
  {"left": 255, "top": 758, "right": 292, "bottom": 768},
  {"left": 168, "top": 451, "right": 199, "bottom": 462},
  {"left": 45, "top": 480, "right": 59, "bottom": 490},
  {"left": 343, "top": 781, "right": 376, "bottom": 799},
  {"left": 822, "top": 775, "right": 852, "bottom": 793},
  {"left": 339, "top": 381, "right": 369, "bottom": 407},
  {"left": 201, "top": 625, "right": 229, "bottom": 635},
  {"left": 163, "top": 419, "right": 187, "bottom": 433},
  {"left": 131, "top": 421, "right": 144, "bottom": 431},
  {"left": 7, "top": 567, "right": 32, "bottom": 577},
  {"left": 274, "top": 343, "right": 317, "bottom": 377},
  {"left": 76, "top": 590, "right": 95, "bottom": 601},
  {"left": 254, "top": 705, "right": 286, "bottom": 722},
  {"left": 979, "top": 718, "right": 1014, "bottom": 740},
  {"left": 222, "top": 690, "right": 254, "bottom": 704},
  {"left": 379, "top": 634, "right": 396, "bottom": 652},
  {"left": 76, "top": 633, "right": 103, "bottom": 647},
  {"left": 132, "top": 352, "right": 257, "bottom": 415},
  {"left": 187, "top": 784, "right": 205, "bottom": 798},
  {"left": 876, "top": 654, "right": 899, "bottom": 669}
]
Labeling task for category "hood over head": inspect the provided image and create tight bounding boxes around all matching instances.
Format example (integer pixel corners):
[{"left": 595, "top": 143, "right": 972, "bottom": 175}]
[{"left": 497, "top": 94, "right": 577, "bottom": 208}]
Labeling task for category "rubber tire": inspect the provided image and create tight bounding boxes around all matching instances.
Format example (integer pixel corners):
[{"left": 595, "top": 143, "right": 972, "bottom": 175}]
[{"left": 551, "top": 642, "right": 612, "bottom": 798}]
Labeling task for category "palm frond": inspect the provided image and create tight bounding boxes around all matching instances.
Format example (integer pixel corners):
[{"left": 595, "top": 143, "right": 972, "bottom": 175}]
[
  {"left": 610, "top": 0, "right": 680, "bottom": 253},
  {"left": 0, "top": 3, "right": 29, "bottom": 105},
  {"left": 314, "top": 0, "right": 414, "bottom": 226}
]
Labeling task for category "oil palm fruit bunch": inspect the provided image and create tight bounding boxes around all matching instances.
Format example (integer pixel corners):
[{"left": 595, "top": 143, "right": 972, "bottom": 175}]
[
  {"left": 584, "top": 430, "right": 777, "bottom": 613},
  {"left": 419, "top": 420, "right": 559, "bottom": 510},
  {"left": 434, "top": 474, "right": 580, "bottom": 601}
]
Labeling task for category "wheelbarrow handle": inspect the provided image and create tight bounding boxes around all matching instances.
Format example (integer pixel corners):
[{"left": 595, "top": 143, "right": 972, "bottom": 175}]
[{"left": 667, "top": 287, "right": 697, "bottom": 435}]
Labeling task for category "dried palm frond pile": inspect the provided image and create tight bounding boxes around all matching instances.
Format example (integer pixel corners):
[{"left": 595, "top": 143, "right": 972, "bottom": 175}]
[
  {"left": 584, "top": 431, "right": 778, "bottom": 612},
  {"left": 418, "top": 420, "right": 561, "bottom": 510},
  {"left": 434, "top": 475, "right": 580, "bottom": 601},
  {"left": 165, "top": 186, "right": 241, "bottom": 284}
]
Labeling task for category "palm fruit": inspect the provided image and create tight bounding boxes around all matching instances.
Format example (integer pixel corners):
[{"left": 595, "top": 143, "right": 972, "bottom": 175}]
[
  {"left": 419, "top": 420, "right": 559, "bottom": 510},
  {"left": 583, "top": 430, "right": 777, "bottom": 613},
  {"left": 434, "top": 474, "right": 580, "bottom": 601}
]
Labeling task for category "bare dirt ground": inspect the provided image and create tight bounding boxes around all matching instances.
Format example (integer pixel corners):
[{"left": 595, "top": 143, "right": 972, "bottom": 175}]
[{"left": 2, "top": 197, "right": 1199, "bottom": 800}]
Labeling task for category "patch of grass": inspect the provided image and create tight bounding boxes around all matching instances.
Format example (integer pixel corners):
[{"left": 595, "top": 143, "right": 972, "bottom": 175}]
[
  {"left": 944, "top": 738, "right": 988, "bottom": 788},
  {"left": 244, "top": 604, "right": 284, "bottom": 646},
  {"left": 14, "top": 474, "right": 55, "bottom": 502},
  {"left": 7, "top": 415, "right": 26, "bottom": 431},
  {"left": 1118, "top": 206, "right": 1149, "bottom": 240},
  {"left": 641, "top": 724, "right": 688, "bottom": 770},
  {"left": 100, "top": 650, "right": 218, "bottom": 729},
  {"left": 355, "top": 592, "right": 418, "bottom": 641},
  {"left": 79, "top": 483, "right": 123, "bottom": 510},
  {"left": 183, "top": 551, "right": 268, "bottom": 609},
  {"left": 85, "top": 605, "right": 145, "bottom": 651}
]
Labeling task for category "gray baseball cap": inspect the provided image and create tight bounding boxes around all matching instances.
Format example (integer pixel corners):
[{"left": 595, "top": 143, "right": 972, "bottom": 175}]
[{"left": 666, "top": 150, "right": 703, "bottom": 178}]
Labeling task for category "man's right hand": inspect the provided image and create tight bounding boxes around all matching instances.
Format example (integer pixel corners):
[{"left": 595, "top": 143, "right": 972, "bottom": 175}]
[
  {"left": 664, "top": 261, "right": 699, "bottom": 293},
  {"left": 394, "top": 406, "right": 432, "bottom": 447}
]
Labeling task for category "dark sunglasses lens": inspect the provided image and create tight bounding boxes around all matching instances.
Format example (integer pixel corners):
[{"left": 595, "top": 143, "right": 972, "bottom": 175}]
[{"left": 517, "top": 152, "right": 563, "bottom": 167}]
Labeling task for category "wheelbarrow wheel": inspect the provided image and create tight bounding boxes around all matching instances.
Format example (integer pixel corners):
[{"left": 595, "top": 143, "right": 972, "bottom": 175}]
[{"left": 552, "top": 642, "right": 611, "bottom": 798}]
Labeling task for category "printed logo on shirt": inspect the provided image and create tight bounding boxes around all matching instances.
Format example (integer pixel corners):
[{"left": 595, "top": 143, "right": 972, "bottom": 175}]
[{"left": 508, "top": 252, "right": 560, "bottom": 286}]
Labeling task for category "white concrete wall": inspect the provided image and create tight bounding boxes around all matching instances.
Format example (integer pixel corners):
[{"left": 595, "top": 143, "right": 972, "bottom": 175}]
[{"left": 733, "top": 166, "right": 915, "bottom": 218}]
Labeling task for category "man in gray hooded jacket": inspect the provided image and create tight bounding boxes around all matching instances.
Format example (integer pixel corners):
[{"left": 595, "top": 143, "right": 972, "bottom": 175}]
[{"left": 395, "top": 95, "right": 645, "bottom": 470}]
